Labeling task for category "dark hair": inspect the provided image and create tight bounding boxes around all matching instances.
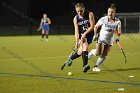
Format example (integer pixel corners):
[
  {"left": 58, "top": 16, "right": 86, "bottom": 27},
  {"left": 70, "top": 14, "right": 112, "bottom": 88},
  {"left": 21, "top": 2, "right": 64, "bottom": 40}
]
[
  {"left": 108, "top": 3, "right": 116, "bottom": 11},
  {"left": 75, "top": 3, "right": 85, "bottom": 9}
]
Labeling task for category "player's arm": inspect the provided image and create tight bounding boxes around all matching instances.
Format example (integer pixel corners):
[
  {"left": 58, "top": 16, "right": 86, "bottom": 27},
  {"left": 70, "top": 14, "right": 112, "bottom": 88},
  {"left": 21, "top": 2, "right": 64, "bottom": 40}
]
[
  {"left": 93, "top": 21, "right": 101, "bottom": 41},
  {"left": 73, "top": 16, "right": 79, "bottom": 48},
  {"left": 82, "top": 12, "right": 95, "bottom": 38},
  {"left": 47, "top": 18, "right": 51, "bottom": 25},
  {"left": 39, "top": 19, "right": 43, "bottom": 27},
  {"left": 115, "top": 21, "right": 122, "bottom": 41},
  {"left": 37, "top": 19, "right": 43, "bottom": 31}
]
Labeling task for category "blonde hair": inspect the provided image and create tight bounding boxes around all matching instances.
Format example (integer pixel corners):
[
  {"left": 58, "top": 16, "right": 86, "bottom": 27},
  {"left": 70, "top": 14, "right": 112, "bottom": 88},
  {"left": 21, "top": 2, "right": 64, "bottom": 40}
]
[
  {"left": 75, "top": 3, "right": 85, "bottom": 9},
  {"left": 109, "top": 3, "right": 116, "bottom": 11}
]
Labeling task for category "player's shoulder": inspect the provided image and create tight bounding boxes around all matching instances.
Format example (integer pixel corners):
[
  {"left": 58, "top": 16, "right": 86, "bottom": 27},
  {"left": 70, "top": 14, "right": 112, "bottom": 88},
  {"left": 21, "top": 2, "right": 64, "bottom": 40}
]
[
  {"left": 73, "top": 15, "right": 77, "bottom": 19},
  {"left": 41, "top": 18, "right": 44, "bottom": 21},
  {"left": 115, "top": 17, "right": 121, "bottom": 22},
  {"left": 99, "top": 16, "right": 107, "bottom": 22},
  {"left": 47, "top": 17, "right": 50, "bottom": 20},
  {"left": 102, "top": 16, "right": 108, "bottom": 19},
  {"left": 73, "top": 15, "right": 77, "bottom": 22},
  {"left": 41, "top": 18, "right": 45, "bottom": 21}
]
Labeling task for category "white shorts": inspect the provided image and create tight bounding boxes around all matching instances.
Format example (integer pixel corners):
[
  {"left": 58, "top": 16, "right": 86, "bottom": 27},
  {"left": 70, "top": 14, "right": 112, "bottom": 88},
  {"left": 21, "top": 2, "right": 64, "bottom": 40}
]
[{"left": 98, "top": 38, "right": 114, "bottom": 46}]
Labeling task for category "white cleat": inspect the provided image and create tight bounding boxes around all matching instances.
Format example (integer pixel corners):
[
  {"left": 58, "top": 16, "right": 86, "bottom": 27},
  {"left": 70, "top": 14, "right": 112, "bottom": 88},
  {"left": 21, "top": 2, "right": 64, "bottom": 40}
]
[
  {"left": 88, "top": 49, "right": 96, "bottom": 59},
  {"left": 93, "top": 67, "right": 100, "bottom": 72},
  {"left": 41, "top": 38, "right": 44, "bottom": 41},
  {"left": 46, "top": 39, "right": 48, "bottom": 41}
]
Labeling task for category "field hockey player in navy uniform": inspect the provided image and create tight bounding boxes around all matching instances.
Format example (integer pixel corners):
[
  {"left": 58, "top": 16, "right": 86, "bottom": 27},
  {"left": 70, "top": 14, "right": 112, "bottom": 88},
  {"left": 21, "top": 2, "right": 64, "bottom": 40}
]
[
  {"left": 39, "top": 13, "right": 51, "bottom": 41},
  {"left": 66, "top": 3, "right": 95, "bottom": 72}
]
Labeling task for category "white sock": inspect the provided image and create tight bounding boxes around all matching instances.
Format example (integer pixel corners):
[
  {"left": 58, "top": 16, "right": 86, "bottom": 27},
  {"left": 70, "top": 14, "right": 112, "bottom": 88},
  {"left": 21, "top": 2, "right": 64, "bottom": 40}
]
[
  {"left": 89, "top": 49, "right": 96, "bottom": 56},
  {"left": 90, "top": 49, "right": 96, "bottom": 56},
  {"left": 95, "top": 56, "right": 106, "bottom": 67}
]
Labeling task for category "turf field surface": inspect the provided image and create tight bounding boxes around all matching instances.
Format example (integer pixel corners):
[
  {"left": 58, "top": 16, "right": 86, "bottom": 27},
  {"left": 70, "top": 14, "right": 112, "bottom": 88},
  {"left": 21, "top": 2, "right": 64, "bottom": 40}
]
[{"left": 0, "top": 34, "right": 140, "bottom": 93}]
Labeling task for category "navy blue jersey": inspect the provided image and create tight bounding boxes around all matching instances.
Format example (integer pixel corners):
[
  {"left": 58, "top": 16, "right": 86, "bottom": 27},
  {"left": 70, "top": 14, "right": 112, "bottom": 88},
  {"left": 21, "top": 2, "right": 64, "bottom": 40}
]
[{"left": 76, "top": 11, "right": 94, "bottom": 38}]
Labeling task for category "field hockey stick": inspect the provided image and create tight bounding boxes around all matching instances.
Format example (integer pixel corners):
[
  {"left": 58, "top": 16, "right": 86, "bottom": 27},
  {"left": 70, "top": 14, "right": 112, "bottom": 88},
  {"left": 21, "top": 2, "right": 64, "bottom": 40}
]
[
  {"left": 116, "top": 39, "right": 127, "bottom": 63},
  {"left": 61, "top": 48, "right": 78, "bottom": 70},
  {"left": 37, "top": 26, "right": 42, "bottom": 32}
]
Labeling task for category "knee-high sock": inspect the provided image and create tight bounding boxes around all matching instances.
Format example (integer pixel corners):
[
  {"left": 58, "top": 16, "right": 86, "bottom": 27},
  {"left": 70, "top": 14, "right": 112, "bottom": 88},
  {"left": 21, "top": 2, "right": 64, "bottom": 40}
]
[
  {"left": 46, "top": 35, "right": 48, "bottom": 39},
  {"left": 82, "top": 51, "right": 88, "bottom": 67},
  {"left": 95, "top": 56, "right": 106, "bottom": 67},
  {"left": 70, "top": 52, "right": 81, "bottom": 60},
  {"left": 42, "top": 34, "right": 45, "bottom": 38},
  {"left": 93, "top": 49, "right": 96, "bottom": 56}
]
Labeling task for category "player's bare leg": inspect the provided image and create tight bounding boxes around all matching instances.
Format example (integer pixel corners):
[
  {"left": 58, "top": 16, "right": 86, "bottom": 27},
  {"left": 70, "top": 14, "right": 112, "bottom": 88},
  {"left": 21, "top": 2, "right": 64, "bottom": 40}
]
[
  {"left": 93, "top": 45, "right": 112, "bottom": 72},
  {"left": 42, "top": 30, "right": 45, "bottom": 41},
  {"left": 45, "top": 31, "right": 49, "bottom": 41}
]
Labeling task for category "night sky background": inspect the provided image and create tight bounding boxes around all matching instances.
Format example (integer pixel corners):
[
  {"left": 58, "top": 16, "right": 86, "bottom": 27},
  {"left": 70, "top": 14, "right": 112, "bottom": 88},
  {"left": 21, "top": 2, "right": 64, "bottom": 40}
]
[{"left": 0, "top": 0, "right": 140, "bottom": 26}]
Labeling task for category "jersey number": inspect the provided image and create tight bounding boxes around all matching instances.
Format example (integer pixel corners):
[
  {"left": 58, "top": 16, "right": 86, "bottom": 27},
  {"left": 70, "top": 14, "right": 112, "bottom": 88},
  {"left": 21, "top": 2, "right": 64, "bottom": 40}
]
[{"left": 82, "top": 24, "right": 89, "bottom": 31}]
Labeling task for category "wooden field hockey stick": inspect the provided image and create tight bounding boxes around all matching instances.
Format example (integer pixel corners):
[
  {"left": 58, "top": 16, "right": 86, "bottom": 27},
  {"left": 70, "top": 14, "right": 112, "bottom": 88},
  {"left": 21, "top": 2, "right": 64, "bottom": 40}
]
[{"left": 116, "top": 39, "right": 127, "bottom": 63}]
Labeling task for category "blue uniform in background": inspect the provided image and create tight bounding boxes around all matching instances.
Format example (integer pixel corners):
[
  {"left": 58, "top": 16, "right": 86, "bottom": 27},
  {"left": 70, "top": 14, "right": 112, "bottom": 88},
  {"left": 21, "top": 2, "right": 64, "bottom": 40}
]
[
  {"left": 41, "top": 18, "right": 50, "bottom": 31},
  {"left": 76, "top": 11, "right": 94, "bottom": 44}
]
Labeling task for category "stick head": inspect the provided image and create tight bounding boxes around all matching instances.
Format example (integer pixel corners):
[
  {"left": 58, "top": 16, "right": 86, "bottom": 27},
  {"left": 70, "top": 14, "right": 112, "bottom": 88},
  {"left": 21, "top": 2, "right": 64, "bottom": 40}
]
[
  {"left": 61, "top": 63, "right": 66, "bottom": 70},
  {"left": 37, "top": 27, "right": 42, "bottom": 32}
]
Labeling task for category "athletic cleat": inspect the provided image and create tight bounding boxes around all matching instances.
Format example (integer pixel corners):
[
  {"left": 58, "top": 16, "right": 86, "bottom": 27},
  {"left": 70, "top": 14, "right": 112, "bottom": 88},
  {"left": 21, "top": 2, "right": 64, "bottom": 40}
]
[
  {"left": 93, "top": 67, "right": 100, "bottom": 72},
  {"left": 83, "top": 65, "right": 90, "bottom": 73},
  {"left": 41, "top": 38, "right": 44, "bottom": 41},
  {"left": 46, "top": 39, "right": 48, "bottom": 41},
  {"left": 88, "top": 49, "right": 96, "bottom": 59}
]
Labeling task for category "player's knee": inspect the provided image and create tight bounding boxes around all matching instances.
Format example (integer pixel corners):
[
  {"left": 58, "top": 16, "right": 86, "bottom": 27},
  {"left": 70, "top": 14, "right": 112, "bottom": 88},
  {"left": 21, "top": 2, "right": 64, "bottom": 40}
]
[
  {"left": 100, "top": 55, "right": 107, "bottom": 59},
  {"left": 95, "top": 51, "right": 101, "bottom": 56},
  {"left": 82, "top": 46, "right": 88, "bottom": 51},
  {"left": 101, "top": 52, "right": 108, "bottom": 56}
]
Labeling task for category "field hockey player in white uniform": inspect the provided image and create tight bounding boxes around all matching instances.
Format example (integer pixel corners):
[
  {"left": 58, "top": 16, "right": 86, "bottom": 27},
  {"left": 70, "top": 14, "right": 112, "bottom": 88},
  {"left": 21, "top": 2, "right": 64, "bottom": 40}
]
[{"left": 88, "top": 3, "right": 121, "bottom": 72}]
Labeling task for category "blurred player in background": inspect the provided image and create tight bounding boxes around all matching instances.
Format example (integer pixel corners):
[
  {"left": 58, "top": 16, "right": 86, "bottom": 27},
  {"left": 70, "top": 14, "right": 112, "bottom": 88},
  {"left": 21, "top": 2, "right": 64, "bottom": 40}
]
[
  {"left": 88, "top": 3, "right": 121, "bottom": 72},
  {"left": 39, "top": 13, "right": 51, "bottom": 41},
  {"left": 66, "top": 3, "right": 95, "bottom": 72}
]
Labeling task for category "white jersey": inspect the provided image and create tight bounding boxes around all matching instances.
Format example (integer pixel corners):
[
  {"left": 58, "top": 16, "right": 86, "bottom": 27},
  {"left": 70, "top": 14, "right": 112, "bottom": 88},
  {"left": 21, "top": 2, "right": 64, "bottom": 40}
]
[
  {"left": 98, "top": 16, "right": 121, "bottom": 45},
  {"left": 41, "top": 18, "right": 49, "bottom": 25}
]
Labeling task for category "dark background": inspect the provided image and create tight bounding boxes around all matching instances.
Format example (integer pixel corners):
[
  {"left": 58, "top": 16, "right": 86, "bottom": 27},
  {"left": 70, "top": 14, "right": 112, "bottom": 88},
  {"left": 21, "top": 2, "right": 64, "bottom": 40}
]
[{"left": 0, "top": 0, "right": 140, "bottom": 35}]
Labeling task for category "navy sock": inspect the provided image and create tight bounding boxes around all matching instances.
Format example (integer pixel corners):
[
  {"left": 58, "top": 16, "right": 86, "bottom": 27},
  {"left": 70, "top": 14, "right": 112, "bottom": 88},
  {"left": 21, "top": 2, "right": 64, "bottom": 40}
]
[
  {"left": 46, "top": 35, "right": 48, "bottom": 39},
  {"left": 71, "top": 52, "right": 81, "bottom": 60},
  {"left": 82, "top": 51, "right": 88, "bottom": 67},
  {"left": 42, "top": 34, "right": 45, "bottom": 38}
]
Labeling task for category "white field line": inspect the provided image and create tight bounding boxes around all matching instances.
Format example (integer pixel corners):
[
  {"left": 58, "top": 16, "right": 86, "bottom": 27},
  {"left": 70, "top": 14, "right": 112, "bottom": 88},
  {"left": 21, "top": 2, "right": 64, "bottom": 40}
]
[{"left": 0, "top": 56, "right": 67, "bottom": 62}]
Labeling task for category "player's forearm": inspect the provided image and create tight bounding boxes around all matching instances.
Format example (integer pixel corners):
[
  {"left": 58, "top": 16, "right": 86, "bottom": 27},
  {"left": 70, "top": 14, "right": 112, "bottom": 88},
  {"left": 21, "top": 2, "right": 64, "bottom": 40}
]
[
  {"left": 116, "top": 32, "right": 121, "bottom": 40},
  {"left": 116, "top": 28, "right": 121, "bottom": 39},
  {"left": 40, "top": 22, "right": 42, "bottom": 27},
  {"left": 94, "top": 26, "right": 98, "bottom": 36},
  {"left": 75, "top": 32, "right": 79, "bottom": 42},
  {"left": 117, "top": 31, "right": 121, "bottom": 36},
  {"left": 47, "top": 18, "right": 51, "bottom": 24},
  {"left": 48, "top": 21, "right": 51, "bottom": 24},
  {"left": 84, "top": 26, "right": 94, "bottom": 35}
]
